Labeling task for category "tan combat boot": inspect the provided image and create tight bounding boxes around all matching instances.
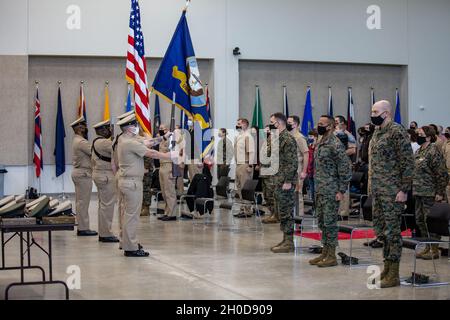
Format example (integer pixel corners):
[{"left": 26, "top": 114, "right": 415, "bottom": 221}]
[
  {"left": 309, "top": 245, "right": 328, "bottom": 265},
  {"left": 270, "top": 234, "right": 285, "bottom": 251},
  {"left": 140, "top": 206, "right": 150, "bottom": 216},
  {"left": 422, "top": 244, "right": 440, "bottom": 260},
  {"left": 317, "top": 245, "right": 338, "bottom": 267},
  {"left": 380, "top": 260, "right": 391, "bottom": 281},
  {"left": 271, "top": 235, "right": 295, "bottom": 253},
  {"left": 416, "top": 245, "right": 430, "bottom": 259},
  {"left": 380, "top": 261, "right": 400, "bottom": 288}
]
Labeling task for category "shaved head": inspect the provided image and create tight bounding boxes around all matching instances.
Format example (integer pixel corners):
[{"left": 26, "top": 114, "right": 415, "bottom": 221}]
[{"left": 372, "top": 100, "right": 392, "bottom": 115}]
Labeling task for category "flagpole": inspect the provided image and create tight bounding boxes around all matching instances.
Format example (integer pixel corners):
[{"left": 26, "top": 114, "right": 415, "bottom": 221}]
[
  {"left": 34, "top": 80, "right": 42, "bottom": 195},
  {"left": 283, "top": 85, "right": 286, "bottom": 115},
  {"left": 183, "top": 0, "right": 191, "bottom": 11},
  {"left": 255, "top": 85, "right": 259, "bottom": 128},
  {"left": 57, "top": 80, "right": 67, "bottom": 200}
]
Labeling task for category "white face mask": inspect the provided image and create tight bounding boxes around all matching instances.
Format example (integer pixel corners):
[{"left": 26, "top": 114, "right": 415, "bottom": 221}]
[
  {"left": 187, "top": 120, "right": 193, "bottom": 127},
  {"left": 130, "top": 126, "right": 139, "bottom": 135}
]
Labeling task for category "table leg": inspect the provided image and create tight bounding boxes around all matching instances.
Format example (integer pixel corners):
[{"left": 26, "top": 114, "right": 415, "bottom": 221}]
[
  {"left": 27, "top": 232, "right": 31, "bottom": 266},
  {"left": 19, "top": 232, "right": 24, "bottom": 283},
  {"left": 1, "top": 231, "right": 5, "bottom": 268},
  {"left": 48, "top": 231, "right": 52, "bottom": 282}
]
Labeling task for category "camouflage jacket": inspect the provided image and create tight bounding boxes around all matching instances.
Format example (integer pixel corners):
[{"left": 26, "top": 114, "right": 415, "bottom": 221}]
[
  {"left": 314, "top": 133, "right": 352, "bottom": 195},
  {"left": 368, "top": 121, "right": 414, "bottom": 195},
  {"left": 413, "top": 143, "right": 449, "bottom": 197},
  {"left": 273, "top": 129, "right": 298, "bottom": 185}
]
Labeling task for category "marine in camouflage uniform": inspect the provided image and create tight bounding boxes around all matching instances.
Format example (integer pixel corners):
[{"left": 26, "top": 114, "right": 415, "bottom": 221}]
[
  {"left": 269, "top": 114, "right": 298, "bottom": 253},
  {"left": 368, "top": 104, "right": 414, "bottom": 288},
  {"left": 141, "top": 156, "right": 154, "bottom": 216},
  {"left": 259, "top": 131, "right": 278, "bottom": 223},
  {"left": 309, "top": 119, "right": 352, "bottom": 267},
  {"left": 413, "top": 139, "right": 448, "bottom": 259}
]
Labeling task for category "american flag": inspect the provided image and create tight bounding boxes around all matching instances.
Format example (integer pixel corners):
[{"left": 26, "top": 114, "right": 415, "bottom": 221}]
[
  {"left": 125, "top": 0, "right": 151, "bottom": 134},
  {"left": 34, "top": 88, "right": 43, "bottom": 178}
]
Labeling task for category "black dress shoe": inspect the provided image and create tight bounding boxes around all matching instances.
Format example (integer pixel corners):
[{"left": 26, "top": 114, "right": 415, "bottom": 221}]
[
  {"left": 119, "top": 243, "right": 142, "bottom": 250},
  {"left": 124, "top": 249, "right": 150, "bottom": 257},
  {"left": 180, "top": 213, "right": 193, "bottom": 220},
  {"left": 371, "top": 240, "right": 383, "bottom": 248},
  {"left": 161, "top": 216, "right": 177, "bottom": 221},
  {"left": 157, "top": 215, "right": 166, "bottom": 220},
  {"left": 99, "top": 236, "right": 120, "bottom": 243},
  {"left": 77, "top": 230, "right": 98, "bottom": 236}
]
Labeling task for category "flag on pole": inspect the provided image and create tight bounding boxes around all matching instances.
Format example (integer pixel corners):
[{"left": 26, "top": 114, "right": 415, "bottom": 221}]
[
  {"left": 283, "top": 86, "right": 289, "bottom": 117},
  {"left": 33, "top": 87, "right": 43, "bottom": 178},
  {"left": 78, "top": 82, "right": 87, "bottom": 120},
  {"left": 54, "top": 86, "right": 66, "bottom": 177},
  {"left": 125, "top": 85, "right": 133, "bottom": 112},
  {"left": 371, "top": 88, "right": 375, "bottom": 107},
  {"left": 179, "top": 108, "right": 188, "bottom": 130},
  {"left": 347, "top": 87, "right": 356, "bottom": 138},
  {"left": 251, "top": 86, "right": 263, "bottom": 129},
  {"left": 328, "top": 86, "right": 334, "bottom": 117},
  {"left": 153, "top": 94, "right": 161, "bottom": 137},
  {"left": 301, "top": 87, "right": 314, "bottom": 135},
  {"left": 125, "top": 0, "right": 152, "bottom": 135},
  {"left": 394, "top": 88, "right": 401, "bottom": 124},
  {"left": 103, "top": 83, "right": 110, "bottom": 121},
  {"left": 151, "top": 10, "right": 212, "bottom": 157}
]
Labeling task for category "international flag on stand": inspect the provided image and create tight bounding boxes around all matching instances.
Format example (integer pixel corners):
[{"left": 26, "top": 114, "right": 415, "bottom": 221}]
[
  {"left": 103, "top": 83, "right": 110, "bottom": 121},
  {"left": 54, "top": 86, "right": 66, "bottom": 177},
  {"left": 153, "top": 94, "right": 161, "bottom": 137},
  {"left": 151, "top": 10, "right": 212, "bottom": 158},
  {"left": 328, "top": 86, "right": 334, "bottom": 117},
  {"left": 301, "top": 87, "right": 314, "bottom": 135},
  {"left": 78, "top": 83, "right": 87, "bottom": 121},
  {"left": 125, "top": 85, "right": 133, "bottom": 112},
  {"left": 394, "top": 88, "right": 401, "bottom": 125},
  {"left": 283, "top": 86, "right": 289, "bottom": 117},
  {"left": 33, "top": 87, "right": 43, "bottom": 178},
  {"left": 251, "top": 86, "right": 263, "bottom": 129},
  {"left": 125, "top": 0, "right": 152, "bottom": 135},
  {"left": 371, "top": 88, "right": 375, "bottom": 107},
  {"left": 347, "top": 87, "right": 356, "bottom": 138}
]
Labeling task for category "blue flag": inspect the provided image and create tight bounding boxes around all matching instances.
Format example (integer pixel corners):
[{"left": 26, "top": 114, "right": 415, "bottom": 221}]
[
  {"left": 151, "top": 11, "right": 212, "bottom": 158},
  {"left": 301, "top": 87, "right": 314, "bottom": 135},
  {"left": 54, "top": 87, "right": 66, "bottom": 177},
  {"left": 283, "top": 86, "right": 289, "bottom": 117},
  {"left": 328, "top": 87, "right": 333, "bottom": 117},
  {"left": 347, "top": 88, "right": 357, "bottom": 138},
  {"left": 394, "top": 89, "right": 401, "bottom": 124},
  {"left": 125, "top": 86, "right": 132, "bottom": 112},
  {"left": 153, "top": 94, "right": 161, "bottom": 137}
]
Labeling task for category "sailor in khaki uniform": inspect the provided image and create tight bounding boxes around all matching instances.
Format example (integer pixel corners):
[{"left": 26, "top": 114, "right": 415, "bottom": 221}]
[
  {"left": 117, "top": 114, "right": 171, "bottom": 257},
  {"left": 157, "top": 124, "right": 178, "bottom": 221},
  {"left": 92, "top": 119, "right": 119, "bottom": 243},
  {"left": 70, "top": 117, "right": 96, "bottom": 236}
]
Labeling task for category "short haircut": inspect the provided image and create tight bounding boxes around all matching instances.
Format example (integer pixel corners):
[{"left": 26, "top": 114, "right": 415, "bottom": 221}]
[
  {"left": 271, "top": 112, "right": 287, "bottom": 124},
  {"left": 422, "top": 126, "right": 437, "bottom": 143},
  {"left": 410, "top": 121, "right": 418, "bottom": 127},
  {"left": 220, "top": 128, "right": 227, "bottom": 135},
  {"left": 288, "top": 115, "right": 300, "bottom": 126},
  {"left": 407, "top": 128, "right": 418, "bottom": 143},
  {"left": 428, "top": 124, "right": 438, "bottom": 135},
  {"left": 320, "top": 115, "right": 335, "bottom": 126},
  {"left": 335, "top": 115, "right": 347, "bottom": 125},
  {"left": 238, "top": 118, "right": 249, "bottom": 126}
]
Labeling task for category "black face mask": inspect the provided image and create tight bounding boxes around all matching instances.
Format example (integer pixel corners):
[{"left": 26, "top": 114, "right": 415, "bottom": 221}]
[
  {"left": 371, "top": 114, "right": 385, "bottom": 126},
  {"left": 286, "top": 124, "right": 293, "bottom": 131},
  {"left": 236, "top": 126, "right": 242, "bottom": 131},
  {"left": 159, "top": 130, "right": 165, "bottom": 136},
  {"left": 445, "top": 132, "right": 450, "bottom": 139},
  {"left": 417, "top": 136, "right": 427, "bottom": 145},
  {"left": 410, "top": 126, "right": 417, "bottom": 130},
  {"left": 317, "top": 125, "right": 328, "bottom": 136},
  {"left": 269, "top": 124, "right": 276, "bottom": 131}
]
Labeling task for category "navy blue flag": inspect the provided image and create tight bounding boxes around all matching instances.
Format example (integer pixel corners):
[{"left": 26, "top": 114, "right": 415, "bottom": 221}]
[
  {"left": 328, "top": 87, "right": 334, "bottom": 117},
  {"left": 283, "top": 86, "right": 289, "bottom": 117},
  {"left": 153, "top": 94, "right": 161, "bottom": 137},
  {"left": 151, "top": 11, "right": 212, "bottom": 158},
  {"left": 54, "top": 87, "right": 66, "bottom": 177},
  {"left": 347, "top": 88, "right": 357, "bottom": 138},
  {"left": 301, "top": 87, "right": 314, "bottom": 135},
  {"left": 394, "top": 89, "right": 401, "bottom": 124}
]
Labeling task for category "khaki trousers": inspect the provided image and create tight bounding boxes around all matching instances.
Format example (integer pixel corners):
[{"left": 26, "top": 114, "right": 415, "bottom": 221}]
[
  {"left": 295, "top": 178, "right": 305, "bottom": 216},
  {"left": 236, "top": 164, "right": 252, "bottom": 198},
  {"left": 118, "top": 178, "right": 143, "bottom": 251},
  {"left": 72, "top": 170, "right": 92, "bottom": 231},
  {"left": 159, "top": 162, "right": 177, "bottom": 217},
  {"left": 93, "top": 171, "right": 116, "bottom": 238},
  {"left": 116, "top": 175, "right": 125, "bottom": 246}
]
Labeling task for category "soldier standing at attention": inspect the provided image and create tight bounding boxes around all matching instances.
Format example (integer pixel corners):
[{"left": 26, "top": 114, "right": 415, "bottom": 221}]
[
  {"left": 92, "top": 120, "right": 119, "bottom": 243},
  {"left": 287, "top": 116, "right": 309, "bottom": 216},
  {"left": 117, "top": 114, "right": 172, "bottom": 257},
  {"left": 234, "top": 118, "right": 255, "bottom": 198},
  {"left": 368, "top": 100, "right": 414, "bottom": 288},
  {"left": 413, "top": 126, "right": 448, "bottom": 259},
  {"left": 71, "top": 116, "right": 97, "bottom": 236},
  {"left": 269, "top": 113, "right": 298, "bottom": 253},
  {"left": 308, "top": 115, "right": 352, "bottom": 267}
]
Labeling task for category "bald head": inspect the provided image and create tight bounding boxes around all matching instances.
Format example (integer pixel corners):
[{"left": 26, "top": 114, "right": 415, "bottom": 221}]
[
  {"left": 372, "top": 100, "right": 392, "bottom": 115},
  {"left": 371, "top": 100, "right": 392, "bottom": 127}
]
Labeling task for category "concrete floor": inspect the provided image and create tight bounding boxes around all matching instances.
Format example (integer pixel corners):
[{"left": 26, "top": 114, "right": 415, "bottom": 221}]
[{"left": 0, "top": 196, "right": 449, "bottom": 300}]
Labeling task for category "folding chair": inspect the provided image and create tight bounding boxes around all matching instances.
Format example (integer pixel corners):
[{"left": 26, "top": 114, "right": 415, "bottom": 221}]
[{"left": 401, "top": 202, "right": 450, "bottom": 287}]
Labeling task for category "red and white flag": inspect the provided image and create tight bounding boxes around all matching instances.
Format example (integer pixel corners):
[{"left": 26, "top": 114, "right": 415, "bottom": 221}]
[{"left": 34, "top": 87, "right": 43, "bottom": 178}]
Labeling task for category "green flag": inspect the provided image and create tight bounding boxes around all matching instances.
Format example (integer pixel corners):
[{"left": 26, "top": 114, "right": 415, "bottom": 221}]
[{"left": 251, "top": 86, "right": 263, "bottom": 129}]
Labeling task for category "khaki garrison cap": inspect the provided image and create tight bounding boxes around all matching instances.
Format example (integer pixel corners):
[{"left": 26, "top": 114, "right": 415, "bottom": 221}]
[
  {"left": 93, "top": 119, "right": 111, "bottom": 129},
  {"left": 117, "top": 110, "right": 135, "bottom": 121},
  {"left": 70, "top": 116, "right": 86, "bottom": 127},
  {"left": 117, "top": 114, "right": 137, "bottom": 127}
]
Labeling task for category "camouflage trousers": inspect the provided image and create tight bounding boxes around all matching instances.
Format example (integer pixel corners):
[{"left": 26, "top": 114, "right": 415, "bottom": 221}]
[
  {"left": 316, "top": 194, "right": 339, "bottom": 247},
  {"left": 274, "top": 184, "right": 295, "bottom": 236},
  {"left": 262, "top": 178, "right": 276, "bottom": 216},
  {"left": 373, "top": 195, "right": 403, "bottom": 263},
  {"left": 415, "top": 196, "right": 440, "bottom": 240},
  {"left": 142, "top": 171, "right": 152, "bottom": 207}
]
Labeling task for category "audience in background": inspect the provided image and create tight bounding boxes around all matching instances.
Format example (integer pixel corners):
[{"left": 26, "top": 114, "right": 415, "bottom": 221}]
[{"left": 407, "top": 128, "right": 420, "bottom": 154}]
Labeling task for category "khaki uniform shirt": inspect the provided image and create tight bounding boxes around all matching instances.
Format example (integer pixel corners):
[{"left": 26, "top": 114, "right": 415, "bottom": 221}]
[
  {"left": 72, "top": 135, "right": 92, "bottom": 174},
  {"left": 92, "top": 138, "right": 113, "bottom": 173},
  {"left": 117, "top": 134, "right": 149, "bottom": 179}
]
